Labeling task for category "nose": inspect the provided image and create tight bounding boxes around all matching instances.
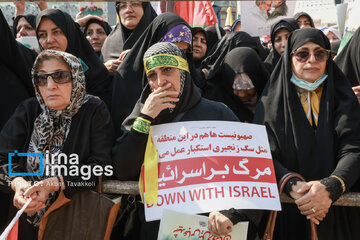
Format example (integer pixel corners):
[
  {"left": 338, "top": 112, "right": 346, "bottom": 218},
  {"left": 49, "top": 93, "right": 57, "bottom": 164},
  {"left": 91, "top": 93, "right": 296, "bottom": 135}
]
[
  {"left": 125, "top": 4, "right": 134, "bottom": 12},
  {"left": 18, "top": 27, "right": 27, "bottom": 37},
  {"left": 307, "top": 52, "right": 317, "bottom": 62},
  {"left": 92, "top": 32, "right": 99, "bottom": 40},
  {"left": 156, "top": 73, "right": 167, "bottom": 88},
  {"left": 46, "top": 76, "right": 57, "bottom": 89},
  {"left": 47, "top": 33, "right": 55, "bottom": 43}
]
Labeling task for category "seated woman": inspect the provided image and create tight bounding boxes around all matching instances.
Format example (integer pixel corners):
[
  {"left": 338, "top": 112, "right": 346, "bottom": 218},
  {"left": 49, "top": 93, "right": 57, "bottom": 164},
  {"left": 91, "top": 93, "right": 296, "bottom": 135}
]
[
  {"left": 264, "top": 18, "right": 299, "bottom": 73},
  {"left": 0, "top": 50, "right": 114, "bottom": 240},
  {"left": 36, "top": 9, "right": 111, "bottom": 107},
  {"left": 203, "top": 47, "right": 269, "bottom": 123},
  {"left": 112, "top": 42, "right": 238, "bottom": 240},
  {"left": 84, "top": 19, "right": 112, "bottom": 61},
  {"left": 254, "top": 28, "right": 360, "bottom": 239}
]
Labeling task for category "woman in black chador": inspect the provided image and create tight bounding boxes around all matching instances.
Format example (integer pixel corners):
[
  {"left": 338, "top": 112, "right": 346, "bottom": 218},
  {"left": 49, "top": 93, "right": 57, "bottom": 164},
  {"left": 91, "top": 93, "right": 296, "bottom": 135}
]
[{"left": 254, "top": 28, "right": 360, "bottom": 239}]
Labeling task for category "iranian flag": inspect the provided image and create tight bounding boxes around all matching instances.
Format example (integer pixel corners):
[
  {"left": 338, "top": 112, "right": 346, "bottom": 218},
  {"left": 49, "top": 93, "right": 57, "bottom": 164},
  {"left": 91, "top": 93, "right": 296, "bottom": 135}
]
[{"left": 173, "top": 1, "right": 218, "bottom": 28}]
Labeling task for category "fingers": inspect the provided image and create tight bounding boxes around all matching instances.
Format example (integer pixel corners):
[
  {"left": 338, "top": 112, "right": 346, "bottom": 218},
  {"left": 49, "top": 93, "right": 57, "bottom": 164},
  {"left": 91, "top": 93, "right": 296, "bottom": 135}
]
[
  {"left": 24, "top": 185, "right": 41, "bottom": 198},
  {"left": 295, "top": 181, "right": 312, "bottom": 194},
  {"left": 208, "top": 212, "right": 233, "bottom": 237}
]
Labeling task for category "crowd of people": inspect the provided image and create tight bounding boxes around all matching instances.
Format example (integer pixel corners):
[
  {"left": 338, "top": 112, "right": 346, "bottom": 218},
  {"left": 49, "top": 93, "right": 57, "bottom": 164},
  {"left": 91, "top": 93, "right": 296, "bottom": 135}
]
[{"left": 1, "top": 1, "right": 360, "bottom": 240}]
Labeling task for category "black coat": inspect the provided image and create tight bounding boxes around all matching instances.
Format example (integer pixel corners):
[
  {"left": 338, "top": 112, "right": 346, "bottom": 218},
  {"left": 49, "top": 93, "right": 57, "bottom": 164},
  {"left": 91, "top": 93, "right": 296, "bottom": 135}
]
[
  {"left": 254, "top": 28, "right": 360, "bottom": 240},
  {"left": 0, "top": 97, "right": 114, "bottom": 193}
]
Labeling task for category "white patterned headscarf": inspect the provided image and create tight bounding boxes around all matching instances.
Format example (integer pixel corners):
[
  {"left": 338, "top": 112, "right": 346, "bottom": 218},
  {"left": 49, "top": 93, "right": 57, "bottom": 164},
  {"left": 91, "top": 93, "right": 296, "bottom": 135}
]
[{"left": 27, "top": 50, "right": 93, "bottom": 226}]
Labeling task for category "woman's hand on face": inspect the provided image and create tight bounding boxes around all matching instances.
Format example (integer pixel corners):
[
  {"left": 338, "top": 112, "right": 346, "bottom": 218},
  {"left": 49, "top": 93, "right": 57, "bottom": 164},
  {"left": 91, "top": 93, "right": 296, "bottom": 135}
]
[
  {"left": 141, "top": 83, "right": 179, "bottom": 119},
  {"left": 352, "top": 85, "right": 360, "bottom": 104},
  {"left": 208, "top": 211, "right": 233, "bottom": 237},
  {"left": 12, "top": 177, "right": 45, "bottom": 214},
  {"left": 294, "top": 181, "right": 332, "bottom": 224}
]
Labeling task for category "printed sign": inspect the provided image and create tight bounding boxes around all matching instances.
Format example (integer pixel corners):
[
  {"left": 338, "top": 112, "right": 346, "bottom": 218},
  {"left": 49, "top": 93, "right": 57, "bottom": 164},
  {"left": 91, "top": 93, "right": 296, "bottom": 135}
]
[
  {"left": 158, "top": 209, "right": 248, "bottom": 240},
  {"left": 143, "top": 121, "right": 281, "bottom": 222}
]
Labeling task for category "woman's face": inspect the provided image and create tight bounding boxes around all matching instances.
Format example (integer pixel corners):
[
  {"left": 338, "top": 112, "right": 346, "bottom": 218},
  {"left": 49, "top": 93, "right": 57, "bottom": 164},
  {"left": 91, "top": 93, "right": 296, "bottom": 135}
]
[
  {"left": 291, "top": 42, "right": 328, "bottom": 83},
  {"left": 147, "top": 67, "right": 181, "bottom": 95},
  {"left": 274, "top": 28, "right": 290, "bottom": 55},
  {"left": 297, "top": 16, "right": 312, "bottom": 28},
  {"left": 16, "top": 17, "right": 36, "bottom": 38},
  {"left": 86, "top": 23, "right": 107, "bottom": 52},
  {"left": 233, "top": 88, "right": 257, "bottom": 105},
  {"left": 119, "top": 1, "right": 144, "bottom": 30},
  {"left": 37, "top": 58, "right": 72, "bottom": 110},
  {"left": 37, "top": 17, "right": 68, "bottom": 52}
]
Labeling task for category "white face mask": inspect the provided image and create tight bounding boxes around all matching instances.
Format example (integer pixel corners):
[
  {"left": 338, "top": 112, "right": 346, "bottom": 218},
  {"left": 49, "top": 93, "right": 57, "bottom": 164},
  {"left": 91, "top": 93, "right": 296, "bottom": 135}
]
[{"left": 232, "top": 73, "right": 255, "bottom": 91}]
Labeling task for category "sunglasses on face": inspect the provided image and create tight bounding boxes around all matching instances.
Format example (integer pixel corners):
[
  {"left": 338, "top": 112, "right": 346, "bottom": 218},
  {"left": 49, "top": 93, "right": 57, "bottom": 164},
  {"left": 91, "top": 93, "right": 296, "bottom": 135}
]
[
  {"left": 34, "top": 70, "right": 72, "bottom": 86},
  {"left": 292, "top": 48, "right": 330, "bottom": 63}
]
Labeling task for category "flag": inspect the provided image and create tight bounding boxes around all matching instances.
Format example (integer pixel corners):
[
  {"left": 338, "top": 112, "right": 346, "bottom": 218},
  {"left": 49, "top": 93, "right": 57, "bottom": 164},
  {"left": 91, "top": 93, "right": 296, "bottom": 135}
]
[
  {"left": 173, "top": 1, "right": 218, "bottom": 28},
  {"left": 6, "top": 219, "right": 18, "bottom": 240},
  {"left": 225, "top": 7, "right": 233, "bottom": 27}
]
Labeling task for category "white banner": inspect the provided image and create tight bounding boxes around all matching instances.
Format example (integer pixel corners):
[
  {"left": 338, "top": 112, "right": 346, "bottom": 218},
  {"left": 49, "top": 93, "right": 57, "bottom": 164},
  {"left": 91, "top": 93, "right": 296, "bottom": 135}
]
[{"left": 142, "top": 121, "right": 281, "bottom": 222}]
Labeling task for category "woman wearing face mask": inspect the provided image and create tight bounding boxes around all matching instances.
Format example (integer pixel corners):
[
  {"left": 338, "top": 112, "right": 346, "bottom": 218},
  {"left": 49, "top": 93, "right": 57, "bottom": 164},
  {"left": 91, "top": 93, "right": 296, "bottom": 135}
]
[
  {"left": 264, "top": 18, "right": 299, "bottom": 73},
  {"left": 36, "top": 9, "right": 111, "bottom": 107},
  {"left": 203, "top": 47, "right": 269, "bottom": 123},
  {"left": 254, "top": 28, "right": 360, "bottom": 240},
  {"left": 112, "top": 42, "right": 238, "bottom": 240}
]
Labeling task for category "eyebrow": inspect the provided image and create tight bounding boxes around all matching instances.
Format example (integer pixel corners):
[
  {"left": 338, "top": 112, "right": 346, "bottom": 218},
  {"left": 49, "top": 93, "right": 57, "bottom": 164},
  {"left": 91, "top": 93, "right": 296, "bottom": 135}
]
[{"left": 38, "top": 27, "right": 62, "bottom": 32}]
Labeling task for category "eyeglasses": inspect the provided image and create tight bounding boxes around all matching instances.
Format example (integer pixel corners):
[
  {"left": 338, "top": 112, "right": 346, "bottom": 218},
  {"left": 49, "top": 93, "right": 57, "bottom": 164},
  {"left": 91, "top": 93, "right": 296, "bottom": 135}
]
[
  {"left": 117, "top": 2, "right": 142, "bottom": 10},
  {"left": 34, "top": 70, "right": 72, "bottom": 86},
  {"left": 292, "top": 49, "right": 330, "bottom": 63}
]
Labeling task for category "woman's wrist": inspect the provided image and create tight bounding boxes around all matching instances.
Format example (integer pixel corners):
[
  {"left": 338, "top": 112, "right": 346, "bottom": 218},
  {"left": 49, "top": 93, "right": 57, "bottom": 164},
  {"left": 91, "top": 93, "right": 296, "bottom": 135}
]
[
  {"left": 132, "top": 116, "right": 152, "bottom": 134},
  {"left": 320, "top": 176, "right": 344, "bottom": 203}
]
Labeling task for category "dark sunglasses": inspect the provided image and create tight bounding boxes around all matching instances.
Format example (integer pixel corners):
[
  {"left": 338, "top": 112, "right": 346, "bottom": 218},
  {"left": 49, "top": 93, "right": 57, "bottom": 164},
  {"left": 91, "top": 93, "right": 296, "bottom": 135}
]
[
  {"left": 34, "top": 70, "right": 72, "bottom": 86},
  {"left": 292, "top": 49, "right": 330, "bottom": 63}
]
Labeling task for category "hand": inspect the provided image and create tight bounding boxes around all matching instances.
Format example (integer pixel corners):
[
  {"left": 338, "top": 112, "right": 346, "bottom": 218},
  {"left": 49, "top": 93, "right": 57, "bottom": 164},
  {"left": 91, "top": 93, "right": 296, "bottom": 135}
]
[
  {"left": 141, "top": 83, "right": 179, "bottom": 119},
  {"left": 104, "top": 59, "right": 121, "bottom": 76},
  {"left": 289, "top": 180, "right": 307, "bottom": 200},
  {"left": 208, "top": 211, "right": 233, "bottom": 237},
  {"left": 35, "top": 1, "right": 48, "bottom": 11},
  {"left": 23, "top": 177, "right": 61, "bottom": 213},
  {"left": 76, "top": 14, "right": 105, "bottom": 27},
  {"left": 352, "top": 85, "right": 360, "bottom": 104},
  {"left": 294, "top": 181, "right": 332, "bottom": 225},
  {"left": 14, "top": 1, "right": 25, "bottom": 16},
  {"left": 12, "top": 177, "right": 44, "bottom": 214}
]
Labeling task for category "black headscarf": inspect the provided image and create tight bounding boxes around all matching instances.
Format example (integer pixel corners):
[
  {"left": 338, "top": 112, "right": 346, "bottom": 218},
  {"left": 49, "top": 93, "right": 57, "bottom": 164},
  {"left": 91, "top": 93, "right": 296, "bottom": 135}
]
[
  {"left": 111, "top": 12, "right": 191, "bottom": 129},
  {"left": 201, "top": 31, "right": 259, "bottom": 80},
  {"left": 101, "top": 2, "right": 157, "bottom": 63},
  {"left": 204, "top": 25, "right": 225, "bottom": 53},
  {"left": 254, "top": 27, "right": 360, "bottom": 239},
  {"left": 264, "top": 18, "right": 299, "bottom": 73},
  {"left": 35, "top": 9, "right": 111, "bottom": 106},
  {"left": 84, "top": 19, "right": 112, "bottom": 36},
  {"left": 191, "top": 27, "right": 209, "bottom": 65},
  {"left": 334, "top": 27, "right": 360, "bottom": 86},
  {"left": 12, "top": 14, "right": 36, "bottom": 38},
  {"left": 293, "top": 12, "right": 315, "bottom": 28},
  {"left": 0, "top": 10, "right": 36, "bottom": 130},
  {"left": 204, "top": 47, "right": 269, "bottom": 122},
  {"left": 123, "top": 42, "right": 202, "bottom": 129}
]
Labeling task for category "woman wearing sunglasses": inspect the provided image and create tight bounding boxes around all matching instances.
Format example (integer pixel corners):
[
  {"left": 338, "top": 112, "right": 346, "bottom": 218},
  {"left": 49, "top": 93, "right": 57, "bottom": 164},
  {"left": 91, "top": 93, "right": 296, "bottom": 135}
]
[
  {"left": 0, "top": 50, "right": 114, "bottom": 239},
  {"left": 254, "top": 28, "right": 360, "bottom": 239}
]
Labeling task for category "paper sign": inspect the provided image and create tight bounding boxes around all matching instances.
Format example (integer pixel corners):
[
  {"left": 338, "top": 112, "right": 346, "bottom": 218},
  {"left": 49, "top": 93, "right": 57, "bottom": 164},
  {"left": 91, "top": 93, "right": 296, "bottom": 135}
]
[
  {"left": 158, "top": 209, "right": 248, "bottom": 240},
  {"left": 143, "top": 121, "right": 281, "bottom": 222}
]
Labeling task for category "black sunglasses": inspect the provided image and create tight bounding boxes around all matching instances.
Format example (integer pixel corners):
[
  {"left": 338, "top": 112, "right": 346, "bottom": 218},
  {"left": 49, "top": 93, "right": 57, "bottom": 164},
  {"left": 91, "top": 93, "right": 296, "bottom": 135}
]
[
  {"left": 34, "top": 70, "right": 72, "bottom": 86},
  {"left": 292, "top": 49, "right": 330, "bottom": 63}
]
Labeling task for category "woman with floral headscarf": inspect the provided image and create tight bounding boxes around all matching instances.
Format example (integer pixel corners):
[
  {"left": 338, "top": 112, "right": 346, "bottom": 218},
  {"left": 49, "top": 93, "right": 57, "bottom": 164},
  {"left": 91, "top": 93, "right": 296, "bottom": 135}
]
[
  {"left": 0, "top": 50, "right": 114, "bottom": 240},
  {"left": 113, "top": 42, "right": 238, "bottom": 240}
]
